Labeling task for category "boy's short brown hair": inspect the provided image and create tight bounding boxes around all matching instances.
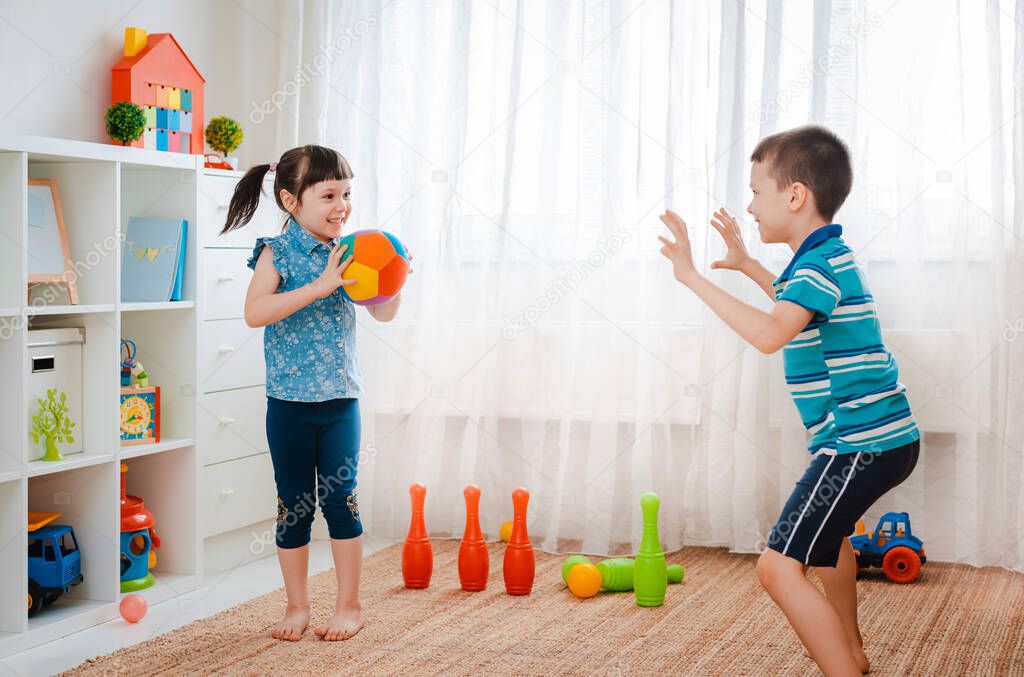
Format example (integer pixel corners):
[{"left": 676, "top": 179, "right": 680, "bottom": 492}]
[{"left": 751, "top": 125, "right": 852, "bottom": 221}]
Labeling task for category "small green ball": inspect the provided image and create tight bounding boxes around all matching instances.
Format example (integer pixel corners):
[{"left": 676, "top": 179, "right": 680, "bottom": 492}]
[{"left": 561, "top": 555, "right": 591, "bottom": 585}]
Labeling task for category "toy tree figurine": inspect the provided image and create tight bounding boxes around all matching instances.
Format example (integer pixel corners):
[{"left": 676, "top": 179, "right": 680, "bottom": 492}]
[
  {"left": 204, "top": 116, "right": 243, "bottom": 169},
  {"left": 31, "top": 388, "right": 77, "bottom": 462},
  {"left": 105, "top": 102, "right": 146, "bottom": 146}
]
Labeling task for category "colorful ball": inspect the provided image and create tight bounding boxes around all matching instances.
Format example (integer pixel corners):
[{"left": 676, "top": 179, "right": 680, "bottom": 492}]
[
  {"left": 499, "top": 520, "right": 514, "bottom": 543},
  {"left": 119, "top": 593, "right": 147, "bottom": 623},
  {"left": 337, "top": 229, "right": 410, "bottom": 306},
  {"left": 567, "top": 562, "right": 602, "bottom": 599}
]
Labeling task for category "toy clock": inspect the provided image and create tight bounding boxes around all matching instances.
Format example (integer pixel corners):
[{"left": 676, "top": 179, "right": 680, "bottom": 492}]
[{"left": 120, "top": 386, "right": 160, "bottom": 445}]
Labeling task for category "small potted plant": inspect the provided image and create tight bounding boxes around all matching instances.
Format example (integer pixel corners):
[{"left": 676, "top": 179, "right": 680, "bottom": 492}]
[
  {"left": 205, "top": 116, "right": 243, "bottom": 169},
  {"left": 30, "top": 388, "right": 77, "bottom": 462},
  {"left": 105, "top": 101, "right": 146, "bottom": 146}
]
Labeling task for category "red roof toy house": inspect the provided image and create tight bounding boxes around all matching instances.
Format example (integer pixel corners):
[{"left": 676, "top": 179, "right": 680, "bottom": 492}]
[{"left": 111, "top": 28, "right": 204, "bottom": 154}]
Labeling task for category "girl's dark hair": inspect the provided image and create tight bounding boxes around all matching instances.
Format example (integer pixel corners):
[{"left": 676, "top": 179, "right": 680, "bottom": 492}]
[{"left": 221, "top": 145, "right": 354, "bottom": 235}]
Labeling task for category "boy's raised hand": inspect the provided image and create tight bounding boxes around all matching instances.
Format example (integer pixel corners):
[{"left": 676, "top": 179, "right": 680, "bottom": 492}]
[
  {"left": 658, "top": 209, "right": 699, "bottom": 285},
  {"left": 709, "top": 208, "right": 751, "bottom": 271}
]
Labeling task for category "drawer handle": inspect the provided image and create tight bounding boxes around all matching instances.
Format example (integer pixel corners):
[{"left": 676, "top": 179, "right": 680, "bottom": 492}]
[
  {"left": 218, "top": 345, "right": 237, "bottom": 354},
  {"left": 217, "top": 274, "right": 236, "bottom": 283},
  {"left": 218, "top": 417, "right": 236, "bottom": 425},
  {"left": 220, "top": 488, "right": 236, "bottom": 497}
]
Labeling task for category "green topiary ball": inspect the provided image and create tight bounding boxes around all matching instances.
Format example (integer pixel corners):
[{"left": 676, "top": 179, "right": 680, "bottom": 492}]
[
  {"left": 105, "top": 102, "right": 146, "bottom": 145},
  {"left": 205, "top": 116, "right": 244, "bottom": 156}
]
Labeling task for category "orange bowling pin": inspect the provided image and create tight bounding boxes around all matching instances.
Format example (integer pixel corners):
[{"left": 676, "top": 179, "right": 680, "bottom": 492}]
[
  {"left": 458, "top": 484, "right": 489, "bottom": 591},
  {"left": 502, "top": 486, "right": 535, "bottom": 595},
  {"left": 402, "top": 483, "right": 432, "bottom": 589}
]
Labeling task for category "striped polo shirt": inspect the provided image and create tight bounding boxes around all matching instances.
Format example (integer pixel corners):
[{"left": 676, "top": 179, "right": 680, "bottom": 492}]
[{"left": 773, "top": 224, "right": 920, "bottom": 456}]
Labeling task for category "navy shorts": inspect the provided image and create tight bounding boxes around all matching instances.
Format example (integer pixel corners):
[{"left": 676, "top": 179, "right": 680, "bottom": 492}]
[
  {"left": 767, "top": 439, "right": 919, "bottom": 567},
  {"left": 266, "top": 397, "right": 364, "bottom": 549}
]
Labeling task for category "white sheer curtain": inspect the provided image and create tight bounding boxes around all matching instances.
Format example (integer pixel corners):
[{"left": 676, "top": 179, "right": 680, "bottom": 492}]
[{"left": 241, "top": 0, "right": 1024, "bottom": 569}]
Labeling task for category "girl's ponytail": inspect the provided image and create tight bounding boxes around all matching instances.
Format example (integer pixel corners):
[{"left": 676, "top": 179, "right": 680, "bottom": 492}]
[{"left": 221, "top": 164, "right": 273, "bottom": 235}]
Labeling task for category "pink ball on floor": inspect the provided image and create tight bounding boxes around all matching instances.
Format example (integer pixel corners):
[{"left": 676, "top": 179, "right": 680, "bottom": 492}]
[{"left": 119, "top": 594, "right": 148, "bottom": 623}]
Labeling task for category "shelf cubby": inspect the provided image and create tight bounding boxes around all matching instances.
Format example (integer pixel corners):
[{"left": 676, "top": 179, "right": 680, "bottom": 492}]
[
  {"left": 26, "top": 311, "right": 119, "bottom": 465},
  {"left": 119, "top": 446, "right": 199, "bottom": 605},
  {"left": 120, "top": 165, "right": 198, "bottom": 306},
  {"left": 27, "top": 462, "right": 120, "bottom": 628},
  {"left": 120, "top": 309, "right": 197, "bottom": 442},
  {"left": 26, "top": 161, "right": 118, "bottom": 309}
]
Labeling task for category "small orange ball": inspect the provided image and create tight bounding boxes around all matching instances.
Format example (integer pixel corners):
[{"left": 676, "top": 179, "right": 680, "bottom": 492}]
[
  {"left": 567, "top": 562, "right": 602, "bottom": 599},
  {"left": 499, "top": 520, "right": 513, "bottom": 542},
  {"left": 119, "top": 594, "right": 147, "bottom": 623}
]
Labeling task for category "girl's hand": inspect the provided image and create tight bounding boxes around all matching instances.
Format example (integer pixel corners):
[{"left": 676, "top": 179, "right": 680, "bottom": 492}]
[
  {"left": 709, "top": 208, "right": 751, "bottom": 271},
  {"left": 659, "top": 209, "right": 700, "bottom": 285},
  {"left": 312, "top": 242, "right": 356, "bottom": 298}
]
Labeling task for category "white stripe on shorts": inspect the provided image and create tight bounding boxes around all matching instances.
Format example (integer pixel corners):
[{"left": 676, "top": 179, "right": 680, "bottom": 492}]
[
  {"left": 782, "top": 456, "right": 836, "bottom": 557},
  {"left": 804, "top": 452, "right": 862, "bottom": 564}
]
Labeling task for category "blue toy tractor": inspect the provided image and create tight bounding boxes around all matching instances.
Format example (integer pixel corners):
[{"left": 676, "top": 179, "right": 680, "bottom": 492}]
[
  {"left": 850, "top": 511, "right": 925, "bottom": 583},
  {"left": 27, "top": 523, "right": 84, "bottom": 616}
]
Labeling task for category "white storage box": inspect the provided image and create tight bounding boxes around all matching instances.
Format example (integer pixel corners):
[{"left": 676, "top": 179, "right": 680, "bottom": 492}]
[{"left": 27, "top": 327, "right": 85, "bottom": 460}]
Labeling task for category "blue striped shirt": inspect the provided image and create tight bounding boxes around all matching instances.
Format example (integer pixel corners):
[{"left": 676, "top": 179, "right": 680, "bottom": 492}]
[{"left": 773, "top": 224, "right": 920, "bottom": 455}]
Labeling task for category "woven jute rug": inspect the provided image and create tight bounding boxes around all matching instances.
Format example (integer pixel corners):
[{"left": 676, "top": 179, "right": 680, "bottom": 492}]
[{"left": 66, "top": 541, "right": 1024, "bottom": 676}]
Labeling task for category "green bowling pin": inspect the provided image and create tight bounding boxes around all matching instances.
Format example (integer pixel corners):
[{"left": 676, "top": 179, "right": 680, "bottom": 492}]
[
  {"left": 596, "top": 558, "right": 685, "bottom": 591},
  {"left": 597, "top": 557, "right": 635, "bottom": 591},
  {"left": 634, "top": 491, "right": 668, "bottom": 607}
]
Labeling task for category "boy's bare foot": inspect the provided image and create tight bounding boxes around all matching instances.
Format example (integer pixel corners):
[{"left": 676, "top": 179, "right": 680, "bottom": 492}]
[
  {"left": 851, "top": 643, "right": 870, "bottom": 673},
  {"left": 271, "top": 605, "right": 310, "bottom": 641},
  {"left": 802, "top": 642, "right": 870, "bottom": 673},
  {"left": 314, "top": 605, "right": 364, "bottom": 641}
]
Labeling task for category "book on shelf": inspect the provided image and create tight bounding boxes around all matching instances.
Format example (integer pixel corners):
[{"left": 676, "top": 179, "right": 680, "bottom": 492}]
[{"left": 121, "top": 217, "right": 187, "bottom": 302}]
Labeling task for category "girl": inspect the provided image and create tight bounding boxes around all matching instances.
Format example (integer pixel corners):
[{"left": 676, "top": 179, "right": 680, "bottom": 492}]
[{"left": 222, "top": 145, "right": 404, "bottom": 642}]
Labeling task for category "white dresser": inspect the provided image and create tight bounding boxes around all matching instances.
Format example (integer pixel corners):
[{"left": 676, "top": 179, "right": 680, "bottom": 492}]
[{"left": 197, "top": 170, "right": 285, "bottom": 573}]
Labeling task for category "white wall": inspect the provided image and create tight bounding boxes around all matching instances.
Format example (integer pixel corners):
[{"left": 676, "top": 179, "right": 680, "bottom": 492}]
[{"left": 0, "top": 0, "right": 287, "bottom": 170}]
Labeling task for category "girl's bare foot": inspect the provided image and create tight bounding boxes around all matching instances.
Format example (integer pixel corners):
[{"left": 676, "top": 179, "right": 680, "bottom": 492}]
[
  {"left": 271, "top": 605, "right": 310, "bottom": 641},
  {"left": 314, "top": 605, "right": 364, "bottom": 641}
]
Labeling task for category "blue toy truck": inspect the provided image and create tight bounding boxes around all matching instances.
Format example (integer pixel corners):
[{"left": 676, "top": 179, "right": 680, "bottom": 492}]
[
  {"left": 27, "top": 523, "right": 84, "bottom": 617},
  {"left": 850, "top": 511, "right": 925, "bottom": 583}
]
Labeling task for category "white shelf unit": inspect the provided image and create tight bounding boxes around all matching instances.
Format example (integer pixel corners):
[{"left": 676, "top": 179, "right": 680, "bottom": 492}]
[
  {"left": 120, "top": 301, "right": 196, "bottom": 312},
  {"left": 119, "top": 437, "right": 194, "bottom": 461},
  {"left": 0, "top": 134, "right": 202, "bottom": 657},
  {"left": 24, "top": 304, "right": 117, "bottom": 317}
]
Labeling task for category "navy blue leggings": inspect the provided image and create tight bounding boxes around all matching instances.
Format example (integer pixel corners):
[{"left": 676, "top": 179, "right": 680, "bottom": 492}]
[{"left": 265, "top": 397, "right": 363, "bottom": 548}]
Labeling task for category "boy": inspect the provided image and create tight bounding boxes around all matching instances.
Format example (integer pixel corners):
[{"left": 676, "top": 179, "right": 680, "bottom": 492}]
[{"left": 658, "top": 125, "right": 919, "bottom": 676}]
